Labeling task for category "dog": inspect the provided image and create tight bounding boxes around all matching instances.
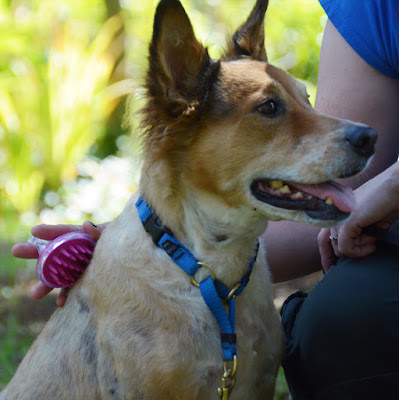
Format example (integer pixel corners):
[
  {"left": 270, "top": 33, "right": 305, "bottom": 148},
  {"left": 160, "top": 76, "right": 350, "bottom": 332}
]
[{"left": 1, "top": 0, "right": 376, "bottom": 399}]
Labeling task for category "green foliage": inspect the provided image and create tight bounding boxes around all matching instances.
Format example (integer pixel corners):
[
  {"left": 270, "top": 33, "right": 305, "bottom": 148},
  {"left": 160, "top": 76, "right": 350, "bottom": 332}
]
[
  {"left": 267, "top": 0, "right": 326, "bottom": 82},
  {"left": 123, "top": 0, "right": 325, "bottom": 87},
  {"left": 0, "top": 0, "right": 125, "bottom": 222},
  {"left": 0, "top": 301, "right": 34, "bottom": 386}
]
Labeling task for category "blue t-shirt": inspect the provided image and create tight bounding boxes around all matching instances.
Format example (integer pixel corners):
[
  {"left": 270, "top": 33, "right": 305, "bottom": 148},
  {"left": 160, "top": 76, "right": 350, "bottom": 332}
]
[{"left": 319, "top": 0, "right": 399, "bottom": 78}]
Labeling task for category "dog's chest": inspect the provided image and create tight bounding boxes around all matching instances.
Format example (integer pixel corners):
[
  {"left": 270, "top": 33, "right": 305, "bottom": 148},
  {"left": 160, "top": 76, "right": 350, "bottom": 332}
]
[
  {"left": 92, "top": 211, "right": 283, "bottom": 399},
  {"left": 187, "top": 278, "right": 283, "bottom": 399}
]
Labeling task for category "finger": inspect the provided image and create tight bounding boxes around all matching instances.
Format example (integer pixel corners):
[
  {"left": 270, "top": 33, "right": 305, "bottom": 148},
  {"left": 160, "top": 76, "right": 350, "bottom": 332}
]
[
  {"left": 358, "top": 243, "right": 377, "bottom": 258},
  {"left": 338, "top": 233, "right": 376, "bottom": 258},
  {"left": 331, "top": 242, "right": 343, "bottom": 258},
  {"left": 31, "top": 224, "right": 81, "bottom": 241},
  {"left": 318, "top": 229, "right": 337, "bottom": 272},
  {"left": 344, "top": 242, "right": 377, "bottom": 259},
  {"left": 336, "top": 223, "right": 361, "bottom": 256},
  {"left": 30, "top": 282, "right": 53, "bottom": 300},
  {"left": 56, "top": 288, "right": 70, "bottom": 307},
  {"left": 11, "top": 243, "right": 39, "bottom": 259},
  {"left": 358, "top": 234, "right": 377, "bottom": 246},
  {"left": 82, "top": 221, "right": 102, "bottom": 242},
  {"left": 328, "top": 228, "right": 342, "bottom": 258},
  {"left": 375, "top": 220, "right": 392, "bottom": 230},
  {"left": 320, "top": 242, "right": 337, "bottom": 272}
]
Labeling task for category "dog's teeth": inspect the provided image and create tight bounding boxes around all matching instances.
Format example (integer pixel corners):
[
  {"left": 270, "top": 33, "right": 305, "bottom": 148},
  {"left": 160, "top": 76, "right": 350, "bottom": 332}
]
[
  {"left": 292, "top": 191, "right": 304, "bottom": 200},
  {"left": 325, "top": 196, "right": 334, "bottom": 205},
  {"left": 269, "top": 180, "right": 283, "bottom": 189},
  {"left": 280, "top": 185, "right": 291, "bottom": 194}
]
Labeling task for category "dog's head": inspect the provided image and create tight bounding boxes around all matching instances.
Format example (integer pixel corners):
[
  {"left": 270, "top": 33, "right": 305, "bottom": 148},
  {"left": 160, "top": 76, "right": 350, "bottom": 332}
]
[{"left": 141, "top": 0, "right": 376, "bottom": 228}]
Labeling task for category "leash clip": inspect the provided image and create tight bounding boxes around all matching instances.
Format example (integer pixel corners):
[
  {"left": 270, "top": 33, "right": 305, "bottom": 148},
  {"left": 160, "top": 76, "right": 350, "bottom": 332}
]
[{"left": 217, "top": 355, "right": 237, "bottom": 400}]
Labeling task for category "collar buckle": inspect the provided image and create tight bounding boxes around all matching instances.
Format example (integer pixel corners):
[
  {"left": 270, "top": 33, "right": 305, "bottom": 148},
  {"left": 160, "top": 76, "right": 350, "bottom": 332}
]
[{"left": 142, "top": 212, "right": 171, "bottom": 245}]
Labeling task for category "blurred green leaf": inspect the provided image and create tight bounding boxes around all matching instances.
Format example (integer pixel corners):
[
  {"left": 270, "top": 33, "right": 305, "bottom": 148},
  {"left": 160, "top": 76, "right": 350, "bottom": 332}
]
[{"left": 0, "top": 1, "right": 126, "bottom": 216}]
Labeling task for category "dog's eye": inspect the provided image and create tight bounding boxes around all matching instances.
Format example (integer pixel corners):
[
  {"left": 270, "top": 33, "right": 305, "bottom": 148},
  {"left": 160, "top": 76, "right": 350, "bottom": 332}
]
[{"left": 257, "top": 100, "right": 281, "bottom": 117}]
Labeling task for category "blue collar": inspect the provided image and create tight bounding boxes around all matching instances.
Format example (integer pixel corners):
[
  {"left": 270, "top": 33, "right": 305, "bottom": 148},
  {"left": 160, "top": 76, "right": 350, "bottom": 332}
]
[{"left": 136, "top": 196, "right": 258, "bottom": 364}]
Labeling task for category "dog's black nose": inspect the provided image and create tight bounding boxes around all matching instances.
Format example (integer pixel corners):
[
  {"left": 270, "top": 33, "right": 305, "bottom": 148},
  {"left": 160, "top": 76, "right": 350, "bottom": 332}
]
[{"left": 345, "top": 125, "right": 377, "bottom": 157}]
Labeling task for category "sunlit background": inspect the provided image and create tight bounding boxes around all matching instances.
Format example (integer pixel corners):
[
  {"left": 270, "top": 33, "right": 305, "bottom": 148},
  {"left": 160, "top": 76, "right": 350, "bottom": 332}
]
[{"left": 0, "top": 0, "right": 326, "bottom": 396}]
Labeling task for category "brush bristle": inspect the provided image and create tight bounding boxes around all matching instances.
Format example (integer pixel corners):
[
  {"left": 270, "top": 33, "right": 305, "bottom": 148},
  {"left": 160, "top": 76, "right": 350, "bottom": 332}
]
[{"left": 40, "top": 236, "right": 95, "bottom": 288}]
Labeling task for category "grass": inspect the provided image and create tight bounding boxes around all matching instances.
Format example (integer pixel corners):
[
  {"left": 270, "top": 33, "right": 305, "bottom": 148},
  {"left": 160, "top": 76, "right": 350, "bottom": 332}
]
[
  {"left": 0, "top": 297, "right": 55, "bottom": 386},
  {"left": 0, "top": 241, "right": 55, "bottom": 388}
]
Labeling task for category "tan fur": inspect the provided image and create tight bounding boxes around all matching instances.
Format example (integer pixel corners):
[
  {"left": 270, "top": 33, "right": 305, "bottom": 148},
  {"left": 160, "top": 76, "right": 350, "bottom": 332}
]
[{"left": 1, "top": 1, "right": 374, "bottom": 399}]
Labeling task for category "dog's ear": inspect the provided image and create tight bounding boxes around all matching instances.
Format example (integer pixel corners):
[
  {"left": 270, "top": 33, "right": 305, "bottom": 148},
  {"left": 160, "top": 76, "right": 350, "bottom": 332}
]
[
  {"left": 224, "top": 0, "right": 269, "bottom": 61},
  {"left": 147, "top": 0, "right": 217, "bottom": 117}
]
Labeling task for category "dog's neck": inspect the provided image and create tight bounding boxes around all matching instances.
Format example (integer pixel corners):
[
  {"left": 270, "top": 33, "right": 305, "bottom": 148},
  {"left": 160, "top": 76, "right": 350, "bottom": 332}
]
[{"left": 139, "top": 160, "right": 268, "bottom": 287}]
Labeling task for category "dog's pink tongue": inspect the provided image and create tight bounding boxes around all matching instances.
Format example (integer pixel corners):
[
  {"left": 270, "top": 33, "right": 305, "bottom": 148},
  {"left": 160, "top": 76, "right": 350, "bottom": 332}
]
[{"left": 291, "top": 181, "right": 357, "bottom": 213}]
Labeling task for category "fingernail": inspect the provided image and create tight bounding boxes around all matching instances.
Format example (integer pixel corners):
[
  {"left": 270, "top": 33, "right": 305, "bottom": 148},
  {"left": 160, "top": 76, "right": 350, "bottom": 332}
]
[{"left": 88, "top": 221, "right": 98, "bottom": 228}]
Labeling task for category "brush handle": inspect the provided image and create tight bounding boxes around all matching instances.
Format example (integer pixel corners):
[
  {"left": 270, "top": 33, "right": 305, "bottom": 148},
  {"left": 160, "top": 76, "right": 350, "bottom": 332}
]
[
  {"left": 29, "top": 232, "right": 96, "bottom": 288},
  {"left": 27, "top": 236, "right": 50, "bottom": 253}
]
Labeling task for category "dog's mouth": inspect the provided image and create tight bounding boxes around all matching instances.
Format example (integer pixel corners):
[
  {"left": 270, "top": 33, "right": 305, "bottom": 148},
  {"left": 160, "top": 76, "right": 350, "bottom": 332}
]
[{"left": 250, "top": 179, "right": 356, "bottom": 221}]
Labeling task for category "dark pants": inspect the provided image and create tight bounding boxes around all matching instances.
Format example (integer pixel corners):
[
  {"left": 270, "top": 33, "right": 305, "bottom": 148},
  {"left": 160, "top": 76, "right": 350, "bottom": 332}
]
[{"left": 281, "top": 226, "right": 399, "bottom": 399}]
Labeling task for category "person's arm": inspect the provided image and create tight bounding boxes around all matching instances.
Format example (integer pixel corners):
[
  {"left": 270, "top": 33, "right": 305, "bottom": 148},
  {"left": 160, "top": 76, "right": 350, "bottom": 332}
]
[{"left": 265, "top": 19, "right": 399, "bottom": 283}]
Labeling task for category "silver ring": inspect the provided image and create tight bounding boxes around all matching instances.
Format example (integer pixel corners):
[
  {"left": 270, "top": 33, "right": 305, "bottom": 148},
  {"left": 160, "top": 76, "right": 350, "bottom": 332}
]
[
  {"left": 329, "top": 235, "right": 338, "bottom": 243},
  {"left": 75, "top": 225, "right": 81, "bottom": 231}
]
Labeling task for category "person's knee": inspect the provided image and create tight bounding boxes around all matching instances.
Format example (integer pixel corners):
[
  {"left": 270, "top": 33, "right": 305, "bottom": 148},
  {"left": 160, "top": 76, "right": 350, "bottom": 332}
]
[{"left": 294, "top": 260, "right": 399, "bottom": 382}]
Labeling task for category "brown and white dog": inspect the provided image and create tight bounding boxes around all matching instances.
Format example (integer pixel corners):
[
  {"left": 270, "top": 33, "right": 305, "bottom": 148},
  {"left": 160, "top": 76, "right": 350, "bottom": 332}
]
[{"left": 1, "top": 0, "right": 376, "bottom": 399}]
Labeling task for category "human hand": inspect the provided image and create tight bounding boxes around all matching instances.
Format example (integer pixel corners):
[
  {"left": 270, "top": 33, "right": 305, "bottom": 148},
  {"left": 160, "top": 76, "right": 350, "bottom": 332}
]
[
  {"left": 12, "top": 221, "right": 106, "bottom": 307},
  {"left": 318, "top": 164, "right": 399, "bottom": 271}
]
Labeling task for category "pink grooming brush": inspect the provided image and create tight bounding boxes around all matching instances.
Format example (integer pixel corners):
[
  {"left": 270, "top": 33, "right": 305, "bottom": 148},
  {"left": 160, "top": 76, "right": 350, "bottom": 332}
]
[{"left": 28, "top": 232, "right": 96, "bottom": 288}]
